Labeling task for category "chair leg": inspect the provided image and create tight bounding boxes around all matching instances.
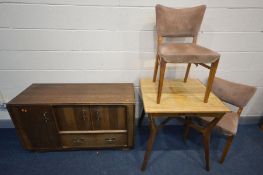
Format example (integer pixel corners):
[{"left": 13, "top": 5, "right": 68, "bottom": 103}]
[
  {"left": 220, "top": 135, "right": 234, "bottom": 164},
  {"left": 157, "top": 59, "right": 166, "bottom": 104},
  {"left": 184, "top": 63, "right": 191, "bottom": 83},
  {"left": 204, "top": 59, "right": 219, "bottom": 103},
  {"left": 141, "top": 115, "right": 157, "bottom": 171},
  {"left": 138, "top": 107, "right": 145, "bottom": 127},
  {"left": 203, "top": 132, "right": 211, "bottom": 171},
  {"left": 184, "top": 117, "right": 192, "bottom": 141},
  {"left": 153, "top": 54, "right": 160, "bottom": 82}
]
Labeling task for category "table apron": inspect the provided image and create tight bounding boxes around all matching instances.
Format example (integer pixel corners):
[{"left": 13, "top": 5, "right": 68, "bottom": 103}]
[{"left": 149, "top": 112, "right": 225, "bottom": 118}]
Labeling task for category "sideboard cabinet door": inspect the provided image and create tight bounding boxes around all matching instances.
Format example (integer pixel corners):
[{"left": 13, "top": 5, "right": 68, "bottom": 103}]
[
  {"left": 8, "top": 106, "right": 60, "bottom": 150},
  {"left": 54, "top": 106, "right": 92, "bottom": 131},
  {"left": 90, "top": 105, "right": 127, "bottom": 130}
]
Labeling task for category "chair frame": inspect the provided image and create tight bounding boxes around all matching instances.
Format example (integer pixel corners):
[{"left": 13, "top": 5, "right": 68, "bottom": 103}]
[{"left": 153, "top": 35, "right": 219, "bottom": 104}]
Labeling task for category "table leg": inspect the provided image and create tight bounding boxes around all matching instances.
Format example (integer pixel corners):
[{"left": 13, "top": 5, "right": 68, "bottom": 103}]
[
  {"left": 141, "top": 114, "right": 157, "bottom": 171},
  {"left": 202, "top": 116, "right": 223, "bottom": 171},
  {"left": 203, "top": 131, "right": 211, "bottom": 171},
  {"left": 157, "top": 117, "right": 172, "bottom": 130},
  {"left": 138, "top": 107, "right": 145, "bottom": 126}
]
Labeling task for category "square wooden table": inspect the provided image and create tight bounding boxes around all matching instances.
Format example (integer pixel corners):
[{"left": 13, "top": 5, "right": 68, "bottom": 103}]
[{"left": 139, "top": 79, "right": 231, "bottom": 171}]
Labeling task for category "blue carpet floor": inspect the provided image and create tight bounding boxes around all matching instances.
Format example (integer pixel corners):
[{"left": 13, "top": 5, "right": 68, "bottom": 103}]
[{"left": 0, "top": 125, "right": 262, "bottom": 175}]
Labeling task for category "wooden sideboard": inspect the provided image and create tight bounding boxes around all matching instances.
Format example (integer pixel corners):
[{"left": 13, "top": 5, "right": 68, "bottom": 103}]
[{"left": 7, "top": 83, "right": 135, "bottom": 151}]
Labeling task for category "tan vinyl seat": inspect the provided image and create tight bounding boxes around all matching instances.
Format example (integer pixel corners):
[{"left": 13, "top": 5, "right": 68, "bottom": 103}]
[{"left": 201, "top": 112, "right": 239, "bottom": 135}]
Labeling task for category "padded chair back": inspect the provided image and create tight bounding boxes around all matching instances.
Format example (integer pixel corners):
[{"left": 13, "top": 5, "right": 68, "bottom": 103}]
[
  {"left": 212, "top": 77, "right": 256, "bottom": 108},
  {"left": 156, "top": 4, "right": 206, "bottom": 37}
]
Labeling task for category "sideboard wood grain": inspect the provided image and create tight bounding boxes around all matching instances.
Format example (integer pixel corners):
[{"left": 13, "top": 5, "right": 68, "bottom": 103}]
[{"left": 7, "top": 83, "right": 135, "bottom": 150}]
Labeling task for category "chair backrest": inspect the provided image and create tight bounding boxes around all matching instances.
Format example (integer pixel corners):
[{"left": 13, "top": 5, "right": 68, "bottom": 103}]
[
  {"left": 212, "top": 77, "right": 256, "bottom": 108},
  {"left": 156, "top": 4, "right": 206, "bottom": 37}
]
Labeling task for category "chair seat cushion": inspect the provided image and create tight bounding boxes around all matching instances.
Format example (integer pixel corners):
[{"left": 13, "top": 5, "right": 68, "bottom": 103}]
[
  {"left": 201, "top": 112, "right": 239, "bottom": 135},
  {"left": 158, "top": 43, "right": 220, "bottom": 63}
]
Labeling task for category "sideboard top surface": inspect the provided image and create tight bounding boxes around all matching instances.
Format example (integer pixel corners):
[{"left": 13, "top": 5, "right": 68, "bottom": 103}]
[{"left": 8, "top": 83, "right": 135, "bottom": 105}]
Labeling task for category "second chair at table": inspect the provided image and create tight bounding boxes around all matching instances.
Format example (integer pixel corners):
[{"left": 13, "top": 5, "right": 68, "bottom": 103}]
[
  {"left": 154, "top": 4, "right": 220, "bottom": 104},
  {"left": 184, "top": 77, "right": 256, "bottom": 170}
]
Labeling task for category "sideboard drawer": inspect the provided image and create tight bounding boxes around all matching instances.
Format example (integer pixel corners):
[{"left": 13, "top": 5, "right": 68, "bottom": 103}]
[{"left": 60, "top": 133, "right": 127, "bottom": 148}]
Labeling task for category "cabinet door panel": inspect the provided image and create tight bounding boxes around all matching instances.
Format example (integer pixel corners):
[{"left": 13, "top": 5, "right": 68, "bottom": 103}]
[
  {"left": 8, "top": 106, "right": 60, "bottom": 149},
  {"left": 54, "top": 106, "right": 92, "bottom": 131},
  {"left": 90, "top": 106, "right": 127, "bottom": 130}
]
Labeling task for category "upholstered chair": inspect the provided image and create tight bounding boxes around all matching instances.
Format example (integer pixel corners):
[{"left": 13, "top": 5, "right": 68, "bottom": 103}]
[
  {"left": 154, "top": 4, "right": 220, "bottom": 104},
  {"left": 184, "top": 77, "right": 256, "bottom": 169}
]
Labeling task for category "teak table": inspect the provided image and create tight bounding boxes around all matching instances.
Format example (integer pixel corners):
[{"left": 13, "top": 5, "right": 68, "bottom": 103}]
[{"left": 139, "top": 79, "right": 230, "bottom": 171}]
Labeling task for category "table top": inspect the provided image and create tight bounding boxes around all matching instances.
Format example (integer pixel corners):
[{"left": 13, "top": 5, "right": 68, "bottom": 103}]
[
  {"left": 8, "top": 83, "right": 135, "bottom": 105},
  {"left": 140, "top": 79, "right": 230, "bottom": 114}
]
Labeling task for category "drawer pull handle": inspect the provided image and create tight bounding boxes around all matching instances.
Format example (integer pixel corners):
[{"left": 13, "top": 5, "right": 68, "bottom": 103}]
[
  {"left": 43, "top": 112, "right": 49, "bottom": 123},
  {"left": 72, "top": 137, "right": 88, "bottom": 144},
  {"left": 82, "top": 111, "right": 86, "bottom": 121},
  {"left": 105, "top": 138, "right": 116, "bottom": 143},
  {"left": 21, "top": 108, "right": 28, "bottom": 113},
  {"left": 96, "top": 111, "right": 100, "bottom": 121}
]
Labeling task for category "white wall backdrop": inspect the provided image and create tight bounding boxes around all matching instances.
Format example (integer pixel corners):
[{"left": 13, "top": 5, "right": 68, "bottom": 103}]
[{"left": 0, "top": 0, "right": 263, "bottom": 122}]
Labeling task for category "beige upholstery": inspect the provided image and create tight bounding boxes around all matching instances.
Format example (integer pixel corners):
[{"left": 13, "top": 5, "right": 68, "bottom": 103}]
[
  {"left": 186, "top": 77, "right": 256, "bottom": 165},
  {"left": 212, "top": 77, "right": 257, "bottom": 108},
  {"left": 158, "top": 43, "right": 220, "bottom": 63},
  {"left": 156, "top": 4, "right": 206, "bottom": 37},
  {"left": 154, "top": 4, "right": 220, "bottom": 104},
  {"left": 202, "top": 112, "right": 239, "bottom": 135},
  {"left": 203, "top": 77, "right": 256, "bottom": 135}
]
